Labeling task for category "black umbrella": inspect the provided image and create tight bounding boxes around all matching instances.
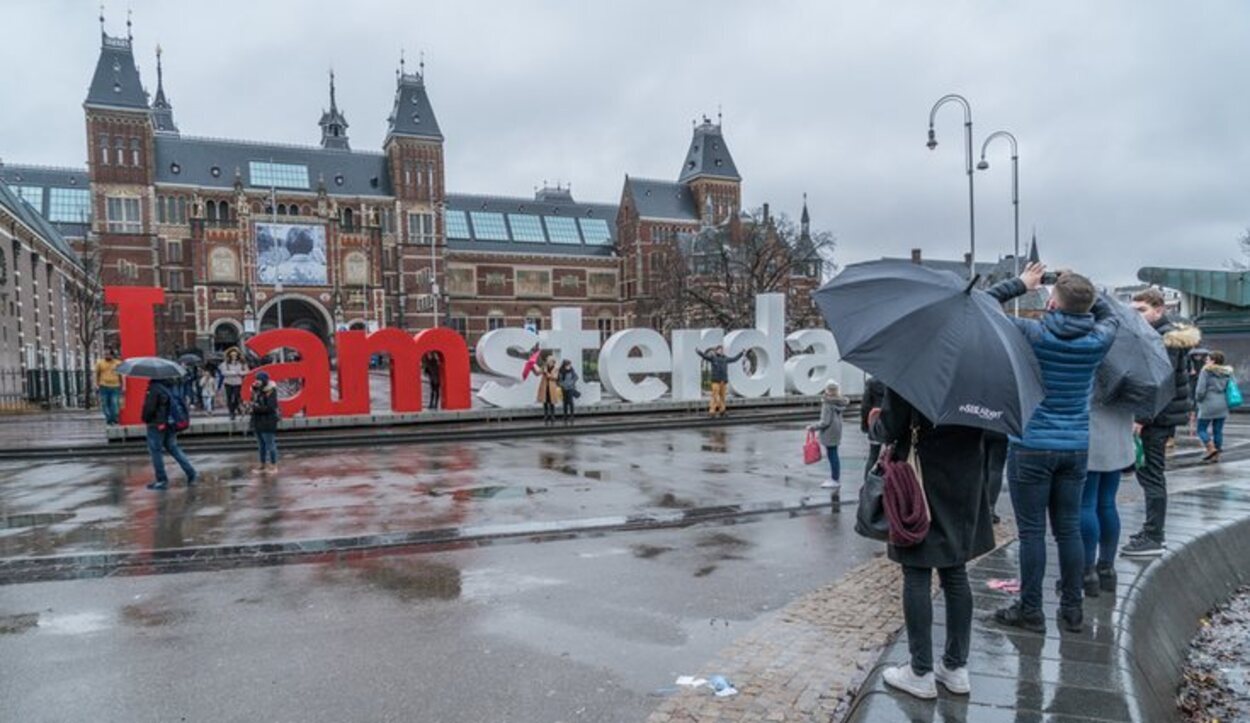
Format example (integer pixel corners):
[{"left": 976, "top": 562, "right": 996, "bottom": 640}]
[
  {"left": 812, "top": 260, "right": 1044, "bottom": 436},
  {"left": 1095, "top": 293, "right": 1172, "bottom": 417},
  {"left": 117, "top": 357, "right": 188, "bottom": 380},
  {"left": 178, "top": 353, "right": 202, "bottom": 366}
]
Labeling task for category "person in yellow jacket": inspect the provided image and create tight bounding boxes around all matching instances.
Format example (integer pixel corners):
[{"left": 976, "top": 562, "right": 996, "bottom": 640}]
[{"left": 95, "top": 348, "right": 124, "bottom": 425}]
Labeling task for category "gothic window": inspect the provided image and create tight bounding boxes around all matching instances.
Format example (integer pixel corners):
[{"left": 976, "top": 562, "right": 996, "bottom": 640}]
[
  {"left": 156, "top": 195, "right": 166, "bottom": 224},
  {"left": 114, "top": 137, "right": 125, "bottom": 167},
  {"left": 220, "top": 201, "right": 231, "bottom": 220},
  {"left": 342, "top": 207, "right": 355, "bottom": 231},
  {"left": 205, "top": 200, "right": 218, "bottom": 221},
  {"left": 176, "top": 197, "right": 187, "bottom": 224},
  {"left": 130, "top": 138, "right": 140, "bottom": 166},
  {"left": 99, "top": 134, "right": 110, "bottom": 165},
  {"left": 276, "top": 203, "right": 287, "bottom": 216}
]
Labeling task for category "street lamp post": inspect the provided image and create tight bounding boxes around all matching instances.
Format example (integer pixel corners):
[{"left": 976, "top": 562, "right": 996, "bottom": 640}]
[
  {"left": 927, "top": 94, "right": 976, "bottom": 280},
  {"left": 976, "top": 130, "right": 1020, "bottom": 315}
]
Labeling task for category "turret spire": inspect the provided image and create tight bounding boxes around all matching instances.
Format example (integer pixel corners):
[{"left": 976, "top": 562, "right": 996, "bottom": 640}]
[
  {"left": 150, "top": 44, "right": 178, "bottom": 134},
  {"left": 801, "top": 193, "right": 810, "bottom": 238},
  {"left": 318, "top": 68, "right": 350, "bottom": 150}
]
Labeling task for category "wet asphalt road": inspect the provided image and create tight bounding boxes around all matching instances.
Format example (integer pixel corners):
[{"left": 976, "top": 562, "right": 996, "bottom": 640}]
[{"left": 0, "top": 509, "right": 881, "bottom": 723}]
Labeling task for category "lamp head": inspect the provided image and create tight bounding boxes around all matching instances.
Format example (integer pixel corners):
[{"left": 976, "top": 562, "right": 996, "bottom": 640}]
[
  {"left": 976, "top": 159, "right": 990, "bottom": 171},
  {"left": 926, "top": 128, "right": 937, "bottom": 150}
]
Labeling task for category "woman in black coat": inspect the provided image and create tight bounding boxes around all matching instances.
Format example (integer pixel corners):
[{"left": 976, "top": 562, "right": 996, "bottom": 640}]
[{"left": 873, "top": 387, "right": 993, "bottom": 700}]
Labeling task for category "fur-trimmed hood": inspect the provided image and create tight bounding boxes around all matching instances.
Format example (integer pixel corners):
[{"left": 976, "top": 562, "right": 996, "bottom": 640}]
[
  {"left": 1162, "top": 323, "right": 1202, "bottom": 350},
  {"left": 1206, "top": 364, "right": 1235, "bottom": 377}
]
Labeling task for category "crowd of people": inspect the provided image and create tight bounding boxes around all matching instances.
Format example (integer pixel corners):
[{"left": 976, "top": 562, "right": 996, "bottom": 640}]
[{"left": 849, "top": 263, "right": 1215, "bottom": 701}]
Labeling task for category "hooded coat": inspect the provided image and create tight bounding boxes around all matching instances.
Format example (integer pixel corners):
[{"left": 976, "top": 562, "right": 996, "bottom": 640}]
[
  {"left": 812, "top": 393, "right": 848, "bottom": 447},
  {"left": 873, "top": 388, "right": 994, "bottom": 569},
  {"left": 1139, "top": 318, "right": 1202, "bottom": 429},
  {"left": 251, "top": 382, "right": 281, "bottom": 433},
  {"left": 1195, "top": 364, "right": 1235, "bottom": 420}
]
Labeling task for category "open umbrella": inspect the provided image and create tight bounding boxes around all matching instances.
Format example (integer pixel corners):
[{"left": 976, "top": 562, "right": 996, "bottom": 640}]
[
  {"left": 117, "top": 356, "right": 187, "bottom": 380},
  {"left": 521, "top": 349, "right": 541, "bottom": 380},
  {"left": 812, "top": 260, "right": 1044, "bottom": 437},
  {"left": 178, "top": 353, "right": 202, "bottom": 366},
  {"left": 1095, "top": 293, "right": 1172, "bottom": 417}
]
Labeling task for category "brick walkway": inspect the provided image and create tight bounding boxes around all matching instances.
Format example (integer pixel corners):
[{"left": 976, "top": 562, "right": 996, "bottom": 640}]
[
  {"left": 646, "top": 520, "right": 1017, "bottom": 723},
  {"left": 645, "top": 445, "right": 1231, "bottom": 723}
]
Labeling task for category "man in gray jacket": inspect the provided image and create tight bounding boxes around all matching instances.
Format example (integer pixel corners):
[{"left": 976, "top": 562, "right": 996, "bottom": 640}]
[{"left": 698, "top": 346, "right": 744, "bottom": 417}]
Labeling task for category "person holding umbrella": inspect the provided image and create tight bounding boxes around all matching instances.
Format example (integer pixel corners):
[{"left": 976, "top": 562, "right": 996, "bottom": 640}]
[
  {"left": 119, "top": 357, "right": 198, "bottom": 491},
  {"left": 987, "top": 265, "right": 1119, "bottom": 635}
]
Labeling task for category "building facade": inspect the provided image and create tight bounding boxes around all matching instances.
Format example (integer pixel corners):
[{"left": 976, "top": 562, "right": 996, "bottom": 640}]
[{"left": 1, "top": 21, "right": 821, "bottom": 356}]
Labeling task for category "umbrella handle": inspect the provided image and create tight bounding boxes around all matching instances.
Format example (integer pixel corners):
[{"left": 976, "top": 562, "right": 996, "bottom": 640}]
[{"left": 963, "top": 275, "right": 982, "bottom": 295}]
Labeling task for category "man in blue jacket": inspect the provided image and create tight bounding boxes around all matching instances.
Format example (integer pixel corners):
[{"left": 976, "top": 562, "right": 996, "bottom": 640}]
[{"left": 989, "top": 264, "right": 1119, "bottom": 634}]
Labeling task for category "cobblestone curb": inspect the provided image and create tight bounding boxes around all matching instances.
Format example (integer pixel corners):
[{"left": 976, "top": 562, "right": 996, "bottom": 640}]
[{"left": 646, "top": 524, "right": 1017, "bottom": 723}]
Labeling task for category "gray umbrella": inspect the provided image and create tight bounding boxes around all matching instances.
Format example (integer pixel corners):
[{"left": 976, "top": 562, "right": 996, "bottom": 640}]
[
  {"left": 1095, "top": 293, "right": 1172, "bottom": 417},
  {"left": 117, "top": 356, "right": 188, "bottom": 380},
  {"left": 812, "top": 260, "right": 1044, "bottom": 437}
]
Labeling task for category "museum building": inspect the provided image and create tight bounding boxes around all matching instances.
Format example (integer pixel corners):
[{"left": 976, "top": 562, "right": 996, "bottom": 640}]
[{"left": 0, "top": 20, "right": 818, "bottom": 354}]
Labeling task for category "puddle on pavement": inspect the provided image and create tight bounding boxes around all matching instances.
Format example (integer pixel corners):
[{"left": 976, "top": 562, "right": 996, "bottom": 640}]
[
  {"left": 121, "top": 603, "right": 190, "bottom": 628},
  {"left": 693, "top": 565, "right": 717, "bottom": 577},
  {"left": 631, "top": 544, "right": 673, "bottom": 559},
  {"left": 336, "top": 559, "right": 463, "bottom": 602},
  {"left": 427, "top": 485, "right": 535, "bottom": 500},
  {"left": 36, "top": 611, "right": 111, "bottom": 635},
  {"left": 4, "top": 512, "right": 76, "bottom": 529},
  {"left": 654, "top": 493, "right": 695, "bottom": 510},
  {"left": 0, "top": 613, "right": 39, "bottom": 634}
]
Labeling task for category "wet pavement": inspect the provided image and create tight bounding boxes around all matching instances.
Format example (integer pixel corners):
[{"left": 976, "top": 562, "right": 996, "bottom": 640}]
[
  {"left": 0, "top": 422, "right": 867, "bottom": 563},
  {"left": 846, "top": 464, "right": 1250, "bottom": 723},
  {"left": 0, "top": 507, "right": 882, "bottom": 723}
]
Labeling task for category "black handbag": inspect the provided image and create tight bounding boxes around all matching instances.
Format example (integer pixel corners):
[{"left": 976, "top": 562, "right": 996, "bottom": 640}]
[{"left": 855, "top": 460, "right": 889, "bottom": 542}]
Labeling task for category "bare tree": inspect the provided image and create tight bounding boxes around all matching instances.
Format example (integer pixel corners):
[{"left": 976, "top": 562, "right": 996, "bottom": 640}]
[
  {"left": 1229, "top": 227, "right": 1250, "bottom": 270},
  {"left": 67, "top": 237, "right": 106, "bottom": 408},
  {"left": 646, "top": 208, "right": 836, "bottom": 332}
]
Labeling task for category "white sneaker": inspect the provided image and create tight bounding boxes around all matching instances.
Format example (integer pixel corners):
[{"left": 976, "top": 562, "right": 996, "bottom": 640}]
[
  {"left": 882, "top": 664, "right": 937, "bottom": 700},
  {"left": 820, "top": 480, "right": 841, "bottom": 491},
  {"left": 935, "top": 661, "right": 970, "bottom": 695}
]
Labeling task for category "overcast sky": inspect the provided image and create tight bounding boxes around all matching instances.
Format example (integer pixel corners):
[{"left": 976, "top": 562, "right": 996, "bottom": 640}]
[{"left": 2, "top": 1, "right": 1247, "bottom": 286}]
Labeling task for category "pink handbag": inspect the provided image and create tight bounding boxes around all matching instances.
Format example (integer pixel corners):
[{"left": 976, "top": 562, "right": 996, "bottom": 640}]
[{"left": 803, "top": 430, "right": 823, "bottom": 465}]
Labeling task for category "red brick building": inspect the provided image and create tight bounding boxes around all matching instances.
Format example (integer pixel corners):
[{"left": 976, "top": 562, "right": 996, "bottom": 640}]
[{"left": 1, "top": 21, "right": 821, "bottom": 354}]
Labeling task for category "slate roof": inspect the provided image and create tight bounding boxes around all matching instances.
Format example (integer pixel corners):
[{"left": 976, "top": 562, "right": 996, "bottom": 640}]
[
  {"left": 0, "top": 179, "right": 79, "bottom": 264},
  {"left": 152, "top": 135, "right": 393, "bottom": 196},
  {"left": 85, "top": 34, "right": 150, "bottom": 110},
  {"left": 623, "top": 177, "right": 700, "bottom": 222},
  {"left": 0, "top": 165, "right": 93, "bottom": 239},
  {"left": 678, "top": 119, "right": 741, "bottom": 183},
  {"left": 386, "top": 73, "right": 443, "bottom": 142},
  {"left": 445, "top": 192, "right": 617, "bottom": 257}
]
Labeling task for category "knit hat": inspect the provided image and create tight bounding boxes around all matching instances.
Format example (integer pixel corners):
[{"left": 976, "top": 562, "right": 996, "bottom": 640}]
[{"left": 256, "top": 371, "right": 270, "bottom": 384}]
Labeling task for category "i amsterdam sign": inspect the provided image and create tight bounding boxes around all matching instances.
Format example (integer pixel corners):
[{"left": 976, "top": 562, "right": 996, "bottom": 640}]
[{"left": 106, "top": 287, "right": 841, "bottom": 426}]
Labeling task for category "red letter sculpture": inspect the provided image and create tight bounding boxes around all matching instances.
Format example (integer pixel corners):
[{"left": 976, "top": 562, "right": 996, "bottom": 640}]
[{"left": 105, "top": 286, "right": 165, "bottom": 426}]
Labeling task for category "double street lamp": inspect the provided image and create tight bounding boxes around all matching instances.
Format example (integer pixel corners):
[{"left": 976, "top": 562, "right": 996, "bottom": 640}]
[
  {"left": 977, "top": 131, "right": 1020, "bottom": 314},
  {"left": 926, "top": 94, "right": 976, "bottom": 280}
]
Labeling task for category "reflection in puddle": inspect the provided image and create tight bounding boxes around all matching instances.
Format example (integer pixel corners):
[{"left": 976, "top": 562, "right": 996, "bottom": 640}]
[
  {"left": 37, "top": 611, "right": 111, "bottom": 635},
  {"left": 632, "top": 544, "right": 673, "bottom": 559},
  {"left": 0, "top": 613, "right": 39, "bottom": 635},
  {"left": 348, "top": 559, "right": 463, "bottom": 602},
  {"left": 121, "top": 603, "right": 190, "bottom": 628},
  {"left": 4, "top": 512, "right": 75, "bottom": 528}
]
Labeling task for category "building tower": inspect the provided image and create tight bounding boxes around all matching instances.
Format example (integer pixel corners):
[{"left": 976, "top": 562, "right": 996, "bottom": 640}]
[
  {"left": 383, "top": 54, "right": 445, "bottom": 331},
  {"left": 85, "top": 13, "right": 158, "bottom": 291},
  {"left": 318, "top": 70, "right": 350, "bottom": 151},
  {"left": 679, "top": 115, "right": 741, "bottom": 225},
  {"left": 150, "top": 45, "right": 178, "bottom": 135}
]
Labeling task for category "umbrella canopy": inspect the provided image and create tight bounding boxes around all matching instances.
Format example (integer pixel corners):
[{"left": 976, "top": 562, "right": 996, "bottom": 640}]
[
  {"left": 522, "top": 350, "right": 541, "bottom": 380},
  {"left": 117, "top": 357, "right": 187, "bottom": 380},
  {"left": 178, "top": 353, "right": 203, "bottom": 366},
  {"left": 812, "top": 260, "right": 1044, "bottom": 436},
  {"left": 1095, "top": 293, "right": 1172, "bottom": 417}
]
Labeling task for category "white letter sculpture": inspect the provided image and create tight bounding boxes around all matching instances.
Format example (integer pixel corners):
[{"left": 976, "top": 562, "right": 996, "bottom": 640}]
[
  {"left": 725, "top": 293, "right": 787, "bottom": 398},
  {"left": 670, "top": 328, "right": 723, "bottom": 401},
  {"left": 476, "top": 328, "right": 541, "bottom": 408},
  {"left": 785, "top": 329, "right": 838, "bottom": 395},
  {"left": 599, "top": 329, "right": 671, "bottom": 403},
  {"left": 540, "top": 308, "right": 603, "bottom": 405}
]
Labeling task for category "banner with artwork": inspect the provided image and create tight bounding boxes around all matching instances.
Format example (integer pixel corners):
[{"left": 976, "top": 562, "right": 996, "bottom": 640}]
[{"left": 255, "top": 222, "right": 328, "bottom": 286}]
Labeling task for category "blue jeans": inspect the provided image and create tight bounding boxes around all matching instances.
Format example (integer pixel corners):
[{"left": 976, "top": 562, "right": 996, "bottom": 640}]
[
  {"left": 146, "top": 426, "right": 196, "bottom": 484},
  {"left": 1197, "top": 417, "right": 1226, "bottom": 450},
  {"left": 1081, "top": 471, "right": 1122, "bottom": 569},
  {"left": 825, "top": 445, "right": 841, "bottom": 482},
  {"left": 1007, "top": 445, "right": 1088, "bottom": 614},
  {"left": 257, "top": 432, "right": 278, "bottom": 465},
  {"left": 99, "top": 386, "right": 121, "bottom": 424}
]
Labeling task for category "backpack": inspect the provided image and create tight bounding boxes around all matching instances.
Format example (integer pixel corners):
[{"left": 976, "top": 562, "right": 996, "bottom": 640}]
[
  {"left": 165, "top": 387, "right": 191, "bottom": 432},
  {"left": 1227, "top": 377, "right": 1243, "bottom": 409}
]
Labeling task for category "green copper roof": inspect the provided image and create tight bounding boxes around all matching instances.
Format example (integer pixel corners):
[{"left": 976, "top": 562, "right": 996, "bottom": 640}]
[{"left": 1138, "top": 267, "right": 1250, "bottom": 307}]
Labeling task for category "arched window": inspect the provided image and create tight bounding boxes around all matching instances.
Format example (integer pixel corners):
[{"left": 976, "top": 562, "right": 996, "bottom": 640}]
[
  {"left": 99, "top": 134, "right": 110, "bottom": 165},
  {"left": 205, "top": 200, "right": 218, "bottom": 221},
  {"left": 114, "top": 137, "right": 126, "bottom": 167},
  {"left": 176, "top": 197, "right": 186, "bottom": 224},
  {"left": 342, "top": 207, "right": 355, "bottom": 230},
  {"left": 276, "top": 203, "right": 287, "bottom": 216},
  {"left": 220, "top": 201, "right": 231, "bottom": 220},
  {"left": 130, "top": 138, "right": 140, "bottom": 167},
  {"left": 156, "top": 196, "right": 166, "bottom": 224}
]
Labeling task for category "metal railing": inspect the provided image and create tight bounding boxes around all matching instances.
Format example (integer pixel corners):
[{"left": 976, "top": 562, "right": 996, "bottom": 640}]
[{"left": 0, "top": 368, "right": 90, "bottom": 412}]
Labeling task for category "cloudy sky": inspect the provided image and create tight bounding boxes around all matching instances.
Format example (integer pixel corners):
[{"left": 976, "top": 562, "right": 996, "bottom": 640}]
[{"left": 2, "top": 1, "right": 1247, "bottom": 285}]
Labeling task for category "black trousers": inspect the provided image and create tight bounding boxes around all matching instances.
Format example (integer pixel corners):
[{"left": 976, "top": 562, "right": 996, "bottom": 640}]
[
  {"left": 429, "top": 385, "right": 441, "bottom": 410},
  {"left": 983, "top": 432, "right": 1010, "bottom": 515},
  {"left": 903, "top": 564, "right": 972, "bottom": 676},
  {"left": 1136, "top": 425, "right": 1173, "bottom": 543},
  {"left": 562, "top": 396, "right": 575, "bottom": 419},
  {"left": 225, "top": 385, "right": 242, "bottom": 418}
]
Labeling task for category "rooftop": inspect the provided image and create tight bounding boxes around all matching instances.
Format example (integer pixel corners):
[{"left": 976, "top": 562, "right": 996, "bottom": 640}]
[{"left": 444, "top": 191, "right": 617, "bottom": 257}]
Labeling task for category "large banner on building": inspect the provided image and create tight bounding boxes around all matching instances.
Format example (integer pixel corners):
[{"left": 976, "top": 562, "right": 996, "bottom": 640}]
[{"left": 255, "top": 222, "right": 327, "bottom": 286}]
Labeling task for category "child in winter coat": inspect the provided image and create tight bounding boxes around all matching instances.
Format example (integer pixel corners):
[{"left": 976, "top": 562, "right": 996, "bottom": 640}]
[{"left": 808, "top": 381, "right": 849, "bottom": 493}]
